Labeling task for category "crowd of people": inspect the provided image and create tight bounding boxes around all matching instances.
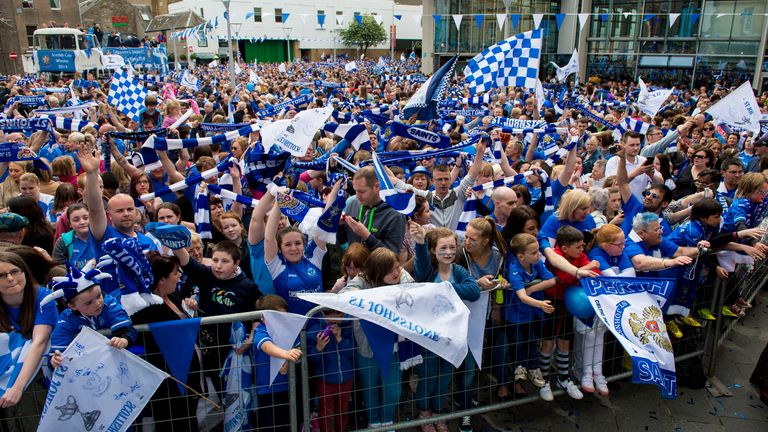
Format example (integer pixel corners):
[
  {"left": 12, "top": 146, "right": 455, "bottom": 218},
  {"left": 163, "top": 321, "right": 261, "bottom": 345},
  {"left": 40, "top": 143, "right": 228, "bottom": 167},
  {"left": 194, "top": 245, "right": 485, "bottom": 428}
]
[{"left": 0, "top": 56, "right": 767, "bottom": 432}]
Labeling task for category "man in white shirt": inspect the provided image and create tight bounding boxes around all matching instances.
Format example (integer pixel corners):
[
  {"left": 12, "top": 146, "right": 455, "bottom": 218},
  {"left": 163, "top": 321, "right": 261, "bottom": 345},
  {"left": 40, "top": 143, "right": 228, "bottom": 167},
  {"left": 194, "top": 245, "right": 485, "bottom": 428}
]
[{"left": 605, "top": 130, "right": 662, "bottom": 200}]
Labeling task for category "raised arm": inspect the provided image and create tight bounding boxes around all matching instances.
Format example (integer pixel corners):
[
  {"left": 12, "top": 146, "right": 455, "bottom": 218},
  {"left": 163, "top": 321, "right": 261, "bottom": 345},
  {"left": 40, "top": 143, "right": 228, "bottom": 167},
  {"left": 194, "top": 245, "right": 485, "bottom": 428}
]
[
  {"left": 264, "top": 200, "right": 281, "bottom": 263},
  {"left": 615, "top": 151, "right": 632, "bottom": 204},
  {"left": 558, "top": 143, "right": 578, "bottom": 187},
  {"left": 109, "top": 139, "right": 143, "bottom": 180},
  {"left": 157, "top": 150, "right": 185, "bottom": 183},
  {"left": 248, "top": 190, "right": 274, "bottom": 245},
  {"left": 76, "top": 141, "right": 107, "bottom": 241},
  {"left": 314, "top": 179, "right": 343, "bottom": 249}
]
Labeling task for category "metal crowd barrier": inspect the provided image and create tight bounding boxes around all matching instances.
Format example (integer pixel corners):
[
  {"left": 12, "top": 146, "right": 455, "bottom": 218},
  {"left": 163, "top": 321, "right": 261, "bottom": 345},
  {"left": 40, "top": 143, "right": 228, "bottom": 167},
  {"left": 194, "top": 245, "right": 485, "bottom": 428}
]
[{"left": 4, "top": 258, "right": 766, "bottom": 431}]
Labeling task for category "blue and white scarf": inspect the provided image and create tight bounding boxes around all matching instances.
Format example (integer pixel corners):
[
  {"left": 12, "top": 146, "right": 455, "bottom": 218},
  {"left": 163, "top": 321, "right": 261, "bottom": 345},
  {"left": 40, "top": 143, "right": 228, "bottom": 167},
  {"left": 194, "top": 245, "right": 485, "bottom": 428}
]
[
  {"left": 4, "top": 95, "right": 46, "bottom": 109},
  {"left": 389, "top": 121, "right": 451, "bottom": 148},
  {"left": 257, "top": 94, "right": 313, "bottom": 118},
  {"left": 194, "top": 185, "right": 212, "bottom": 239}
]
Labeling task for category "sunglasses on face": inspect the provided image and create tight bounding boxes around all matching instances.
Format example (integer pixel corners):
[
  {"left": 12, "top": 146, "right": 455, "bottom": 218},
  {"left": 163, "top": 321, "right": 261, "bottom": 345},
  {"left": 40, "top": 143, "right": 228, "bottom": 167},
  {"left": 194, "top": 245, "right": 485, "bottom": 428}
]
[
  {"left": 644, "top": 190, "right": 660, "bottom": 199},
  {"left": 693, "top": 154, "right": 707, "bottom": 159},
  {"left": 703, "top": 128, "right": 714, "bottom": 131}
]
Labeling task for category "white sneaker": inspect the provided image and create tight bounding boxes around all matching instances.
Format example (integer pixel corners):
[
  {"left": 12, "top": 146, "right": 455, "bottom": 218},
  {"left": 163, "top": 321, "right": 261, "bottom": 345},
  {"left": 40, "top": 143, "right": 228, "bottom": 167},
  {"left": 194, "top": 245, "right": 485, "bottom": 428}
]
[
  {"left": 594, "top": 374, "right": 609, "bottom": 395},
  {"left": 581, "top": 373, "right": 594, "bottom": 393},
  {"left": 557, "top": 377, "right": 584, "bottom": 400},
  {"left": 514, "top": 365, "right": 528, "bottom": 382},
  {"left": 539, "top": 382, "right": 554, "bottom": 401},
  {"left": 528, "top": 368, "right": 546, "bottom": 388}
]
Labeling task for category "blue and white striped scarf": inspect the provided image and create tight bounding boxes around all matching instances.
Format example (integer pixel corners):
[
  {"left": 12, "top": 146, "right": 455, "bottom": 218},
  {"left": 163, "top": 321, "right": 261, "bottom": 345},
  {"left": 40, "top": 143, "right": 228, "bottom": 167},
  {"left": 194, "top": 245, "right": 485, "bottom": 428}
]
[
  {"left": 323, "top": 123, "right": 371, "bottom": 150},
  {"left": 257, "top": 94, "right": 313, "bottom": 117},
  {"left": 194, "top": 185, "right": 212, "bottom": 239},
  {"left": 455, "top": 194, "right": 478, "bottom": 240},
  {"left": 29, "top": 87, "right": 70, "bottom": 94},
  {"left": 32, "top": 101, "right": 97, "bottom": 116},
  {"left": 4, "top": 95, "right": 46, "bottom": 109},
  {"left": 439, "top": 93, "right": 491, "bottom": 108},
  {"left": 45, "top": 116, "right": 98, "bottom": 132},
  {"left": 140, "top": 157, "right": 234, "bottom": 201}
]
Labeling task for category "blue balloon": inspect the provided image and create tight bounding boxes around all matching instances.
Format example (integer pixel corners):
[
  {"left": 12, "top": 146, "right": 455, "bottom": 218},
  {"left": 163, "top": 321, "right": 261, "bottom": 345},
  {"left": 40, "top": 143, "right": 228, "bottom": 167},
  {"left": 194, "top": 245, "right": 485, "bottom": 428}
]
[
  {"left": 564, "top": 285, "right": 595, "bottom": 319},
  {"left": 246, "top": 82, "right": 255, "bottom": 92}
]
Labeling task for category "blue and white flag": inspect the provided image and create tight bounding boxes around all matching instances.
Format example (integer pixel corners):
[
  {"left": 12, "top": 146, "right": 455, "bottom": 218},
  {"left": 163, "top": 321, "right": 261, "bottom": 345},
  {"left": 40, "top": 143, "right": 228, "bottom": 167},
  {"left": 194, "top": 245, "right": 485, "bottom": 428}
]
[
  {"left": 551, "top": 49, "right": 579, "bottom": 83},
  {"left": 464, "top": 30, "right": 542, "bottom": 94},
  {"left": 372, "top": 151, "right": 415, "bottom": 215},
  {"left": 0, "top": 332, "right": 33, "bottom": 398},
  {"left": 179, "top": 70, "right": 200, "bottom": 91},
  {"left": 402, "top": 56, "right": 457, "bottom": 121},
  {"left": 344, "top": 61, "right": 357, "bottom": 72},
  {"left": 108, "top": 69, "right": 147, "bottom": 123},
  {"left": 637, "top": 77, "right": 672, "bottom": 117},
  {"left": 581, "top": 277, "right": 677, "bottom": 399},
  {"left": 323, "top": 123, "right": 371, "bottom": 150},
  {"left": 38, "top": 327, "right": 168, "bottom": 432},
  {"left": 299, "top": 281, "right": 470, "bottom": 368},
  {"left": 706, "top": 81, "right": 761, "bottom": 134},
  {"left": 220, "top": 321, "right": 255, "bottom": 432},
  {"left": 389, "top": 121, "right": 451, "bottom": 148}
]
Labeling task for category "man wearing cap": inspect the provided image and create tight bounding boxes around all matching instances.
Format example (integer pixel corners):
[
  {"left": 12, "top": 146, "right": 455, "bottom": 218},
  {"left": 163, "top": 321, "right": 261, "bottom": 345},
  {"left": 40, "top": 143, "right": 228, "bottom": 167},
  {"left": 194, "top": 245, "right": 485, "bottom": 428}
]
[
  {"left": 747, "top": 139, "right": 768, "bottom": 173},
  {"left": 0, "top": 212, "right": 28, "bottom": 251}
]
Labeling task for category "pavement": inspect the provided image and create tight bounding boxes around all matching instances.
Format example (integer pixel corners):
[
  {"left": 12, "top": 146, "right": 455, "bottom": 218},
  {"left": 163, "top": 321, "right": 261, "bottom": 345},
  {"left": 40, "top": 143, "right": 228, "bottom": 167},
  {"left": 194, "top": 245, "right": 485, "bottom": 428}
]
[{"left": 471, "top": 289, "right": 768, "bottom": 432}]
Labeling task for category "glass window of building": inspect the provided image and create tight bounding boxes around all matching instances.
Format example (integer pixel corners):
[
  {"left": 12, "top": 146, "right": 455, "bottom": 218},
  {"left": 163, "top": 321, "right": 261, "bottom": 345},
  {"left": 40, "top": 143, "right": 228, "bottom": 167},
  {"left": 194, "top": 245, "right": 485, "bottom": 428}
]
[
  {"left": 253, "top": 8, "right": 262, "bottom": 23},
  {"left": 275, "top": 8, "right": 283, "bottom": 23}
]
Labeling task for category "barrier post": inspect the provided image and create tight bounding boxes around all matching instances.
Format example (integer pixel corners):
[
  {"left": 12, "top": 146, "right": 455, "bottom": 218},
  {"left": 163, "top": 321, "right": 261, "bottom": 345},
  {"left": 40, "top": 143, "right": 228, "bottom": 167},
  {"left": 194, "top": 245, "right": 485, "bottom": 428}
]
[{"left": 702, "top": 276, "right": 726, "bottom": 377}]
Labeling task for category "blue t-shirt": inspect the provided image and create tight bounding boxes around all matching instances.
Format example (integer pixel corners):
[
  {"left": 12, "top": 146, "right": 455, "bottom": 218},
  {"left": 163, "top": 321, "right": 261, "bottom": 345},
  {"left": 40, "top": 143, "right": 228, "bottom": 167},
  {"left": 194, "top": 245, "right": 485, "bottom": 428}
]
[
  {"left": 249, "top": 240, "right": 274, "bottom": 295},
  {"left": 621, "top": 194, "right": 671, "bottom": 236},
  {"left": 624, "top": 233, "right": 681, "bottom": 279},
  {"left": 539, "top": 213, "right": 597, "bottom": 248},
  {"left": 253, "top": 323, "right": 290, "bottom": 395},
  {"left": 5, "top": 287, "right": 58, "bottom": 332},
  {"left": 668, "top": 219, "right": 716, "bottom": 248},
  {"left": 504, "top": 257, "right": 553, "bottom": 324},
  {"left": 102, "top": 225, "right": 160, "bottom": 253},
  {"left": 68, "top": 233, "right": 102, "bottom": 270},
  {"left": 149, "top": 174, "right": 175, "bottom": 203},
  {"left": 266, "top": 241, "right": 326, "bottom": 315},
  {"left": 587, "top": 247, "right": 633, "bottom": 275},
  {"left": 723, "top": 197, "right": 760, "bottom": 231}
]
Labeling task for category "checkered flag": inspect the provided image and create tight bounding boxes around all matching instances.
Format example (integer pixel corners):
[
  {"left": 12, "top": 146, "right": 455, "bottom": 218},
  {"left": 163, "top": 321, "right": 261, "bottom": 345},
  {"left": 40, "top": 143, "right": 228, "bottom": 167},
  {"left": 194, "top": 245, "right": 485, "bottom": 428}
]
[
  {"left": 108, "top": 68, "right": 147, "bottom": 123},
  {"left": 464, "top": 30, "right": 542, "bottom": 95}
]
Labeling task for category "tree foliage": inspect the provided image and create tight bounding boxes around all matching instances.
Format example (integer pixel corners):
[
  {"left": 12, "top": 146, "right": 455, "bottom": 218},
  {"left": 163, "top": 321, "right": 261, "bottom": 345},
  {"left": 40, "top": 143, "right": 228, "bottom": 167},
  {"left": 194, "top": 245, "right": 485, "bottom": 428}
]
[{"left": 338, "top": 16, "right": 387, "bottom": 55}]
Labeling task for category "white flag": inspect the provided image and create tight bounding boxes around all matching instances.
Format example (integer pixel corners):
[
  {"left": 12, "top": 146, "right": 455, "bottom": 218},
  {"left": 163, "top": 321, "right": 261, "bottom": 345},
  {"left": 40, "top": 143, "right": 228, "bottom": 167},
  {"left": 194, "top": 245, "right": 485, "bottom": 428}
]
[
  {"left": 261, "top": 105, "right": 334, "bottom": 156},
  {"left": 102, "top": 55, "right": 125, "bottom": 70},
  {"left": 299, "top": 282, "right": 470, "bottom": 367},
  {"left": 234, "top": 62, "right": 242, "bottom": 75},
  {"left": 535, "top": 78, "right": 546, "bottom": 112},
  {"left": 261, "top": 310, "right": 308, "bottom": 385},
  {"left": 668, "top": 13, "right": 681, "bottom": 28},
  {"left": 377, "top": 57, "right": 386, "bottom": 68},
  {"left": 464, "top": 291, "right": 490, "bottom": 368},
  {"left": 452, "top": 15, "right": 463, "bottom": 30},
  {"left": 179, "top": 70, "right": 200, "bottom": 91},
  {"left": 344, "top": 61, "right": 357, "bottom": 72},
  {"left": 278, "top": 63, "right": 287, "bottom": 74},
  {"left": 637, "top": 77, "right": 673, "bottom": 117},
  {"left": 706, "top": 81, "right": 761, "bottom": 133},
  {"left": 495, "top": 14, "right": 506, "bottom": 31},
  {"left": 552, "top": 49, "right": 579, "bottom": 83},
  {"left": 38, "top": 327, "right": 168, "bottom": 432}
]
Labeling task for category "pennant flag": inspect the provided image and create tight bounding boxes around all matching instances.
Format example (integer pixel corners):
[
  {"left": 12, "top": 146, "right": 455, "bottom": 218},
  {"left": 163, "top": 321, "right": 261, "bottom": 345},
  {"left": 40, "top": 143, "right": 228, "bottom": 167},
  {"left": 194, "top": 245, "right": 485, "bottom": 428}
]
[
  {"left": 502, "top": 0, "right": 512, "bottom": 7},
  {"left": 394, "top": 15, "right": 402, "bottom": 21},
  {"left": 532, "top": 13, "right": 544, "bottom": 29},
  {"left": 355, "top": 15, "right": 363, "bottom": 26},
  {"left": 535, "top": 78, "right": 546, "bottom": 112},
  {"left": 452, "top": 15, "right": 463, "bottom": 31},
  {"left": 496, "top": 14, "right": 506, "bottom": 31},
  {"left": 644, "top": 14, "right": 656, "bottom": 22},
  {"left": 299, "top": 282, "right": 471, "bottom": 367},
  {"left": 38, "top": 327, "right": 168, "bottom": 431},
  {"left": 402, "top": 55, "right": 457, "bottom": 120},
  {"left": 464, "top": 30, "right": 542, "bottom": 94},
  {"left": 600, "top": 13, "right": 609, "bottom": 23},
  {"left": 637, "top": 77, "right": 673, "bottom": 117},
  {"left": 578, "top": 13, "right": 590, "bottom": 31},
  {"left": 336, "top": 15, "right": 344, "bottom": 27},
  {"left": 552, "top": 49, "right": 579, "bottom": 83},
  {"left": 472, "top": 15, "right": 484, "bottom": 29},
  {"left": 281, "top": 13, "right": 290, "bottom": 23},
  {"left": 373, "top": 16, "right": 383, "bottom": 26},
  {"left": 622, "top": 12, "right": 632, "bottom": 19},
  {"left": 261, "top": 310, "right": 308, "bottom": 385},
  {"left": 706, "top": 81, "right": 761, "bottom": 133},
  {"left": 555, "top": 13, "right": 566, "bottom": 30},
  {"left": 510, "top": 14, "right": 520, "bottom": 31},
  {"left": 148, "top": 318, "right": 201, "bottom": 395},
  {"left": 108, "top": 69, "right": 147, "bottom": 123},
  {"left": 465, "top": 291, "right": 490, "bottom": 368},
  {"left": 582, "top": 277, "right": 677, "bottom": 399},
  {"left": 690, "top": 13, "right": 700, "bottom": 26},
  {"left": 372, "top": 152, "right": 416, "bottom": 215},
  {"left": 669, "top": 13, "right": 680, "bottom": 27}
]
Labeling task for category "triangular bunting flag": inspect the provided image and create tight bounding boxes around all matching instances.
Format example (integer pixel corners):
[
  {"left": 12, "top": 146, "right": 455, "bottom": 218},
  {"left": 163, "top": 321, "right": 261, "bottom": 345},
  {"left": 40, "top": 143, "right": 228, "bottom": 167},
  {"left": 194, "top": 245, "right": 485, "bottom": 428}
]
[
  {"left": 555, "top": 13, "right": 566, "bottom": 30},
  {"left": 691, "top": 13, "right": 701, "bottom": 26},
  {"left": 669, "top": 13, "right": 680, "bottom": 27},
  {"left": 148, "top": 318, "right": 201, "bottom": 394},
  {"left": 282, "top": 13, "right": 290, "bottom": 23},
  {"left": 336, "top": 15, "right": 344, "bottom": 27},
  {"left": 261, "top": 310, "right": 308, "bottom": 386},
  {"left": 644, "top": 14, "right": 656, "bottom": 22},
  {"left": 394, "top": 15, "right": 402, "bottom": 21},
  {"left": 510, "top": 14, "right": 521, "bottom": 31},
  {"left": 355, "top": 15, "right": 363, "bottom": 26},
  {"left": 578, "top": 13, "right": 589, "bottom": 31},
  {"left": 318, "top": 14, "right": 326, "bottom": 28},
  {"left": 300, "top": 14, "right": 307, "bottom": 25},
  {"left": 374, "top": 16, "right": 383, "bottom": 26},
  {"left": 532, "top": 14, "right": 544, "bottom": 29},
  {"left": 433, "top": 15, "right": 441, "bottom": 27},
  {"left": 600, "top": 13, "right": 609, "bottom": 22},
  {"left": 474, "top": 14, "right": 484, "bottom": 29},
  {"left": 452, "top": 14, "right": 463, "bottom": 31},
  {"left": 496, "top": 14, "right": 506, "bottom": 31},
  {"left": 623, "top": 12, "right": 632, "bottom": 19}
]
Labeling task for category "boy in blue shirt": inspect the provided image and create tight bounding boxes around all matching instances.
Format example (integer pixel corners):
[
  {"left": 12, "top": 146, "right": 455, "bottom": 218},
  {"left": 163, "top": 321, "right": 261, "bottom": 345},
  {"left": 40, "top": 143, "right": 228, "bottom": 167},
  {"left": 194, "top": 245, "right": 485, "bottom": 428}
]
[{"left": 44, "top": 260, "right": 137, "bottom": 368}]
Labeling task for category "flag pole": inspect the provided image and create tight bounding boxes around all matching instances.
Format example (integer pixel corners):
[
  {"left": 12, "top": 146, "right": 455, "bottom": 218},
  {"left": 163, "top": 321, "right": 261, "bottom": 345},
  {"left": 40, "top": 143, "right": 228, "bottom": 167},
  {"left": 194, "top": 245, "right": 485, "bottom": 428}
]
[{"left": 167, "top": 375, "right": 222, "bottom": 410}]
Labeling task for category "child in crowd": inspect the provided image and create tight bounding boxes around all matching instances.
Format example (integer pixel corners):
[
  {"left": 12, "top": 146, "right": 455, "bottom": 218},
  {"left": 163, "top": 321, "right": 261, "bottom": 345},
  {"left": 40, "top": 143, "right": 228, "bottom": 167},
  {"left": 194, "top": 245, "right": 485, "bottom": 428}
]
[
  {"left": 45, "top": 260, "right": 136, "bottom": 368},
  {"left": 252, "top": 295, "right": 303, "bottom": 432},
  {"left": 308, "top": 309, "right": 354, "bottom": 432},
  {"left": 503, "top": 233, "right": 555, "bottom": 398},
  {"left": 541, "top": 226, "right": 600, "bottom": 401}
]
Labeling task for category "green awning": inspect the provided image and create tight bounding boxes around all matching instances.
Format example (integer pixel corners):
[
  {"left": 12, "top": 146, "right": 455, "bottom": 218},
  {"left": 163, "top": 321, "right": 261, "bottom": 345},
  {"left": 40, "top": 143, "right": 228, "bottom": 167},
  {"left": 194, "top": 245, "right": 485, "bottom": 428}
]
[{"left": 194, "top": 53, "right": 219, "bottom": 60}]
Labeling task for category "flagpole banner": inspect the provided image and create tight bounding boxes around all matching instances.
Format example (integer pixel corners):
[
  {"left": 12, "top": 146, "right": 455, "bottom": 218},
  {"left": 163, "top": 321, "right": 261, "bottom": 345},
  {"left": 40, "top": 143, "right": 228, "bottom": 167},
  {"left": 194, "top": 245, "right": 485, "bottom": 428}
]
[
  {"left": 580, "top": 277, "right": 677, "bottom": 399},
  {"left": 706, "top": 81, "right": 761, "bottom": 133},
  {"left": 299, "top": 282, "right": 470, "bottom": 367},
  {"left": 637, "top": 77, "right": 673, "bottom": 117},
  {"left": 38, "top": 327, "right": 169, "bottom": 432},
  {"left": 262, "top": 105, "right": 334, "bottom": 156}
]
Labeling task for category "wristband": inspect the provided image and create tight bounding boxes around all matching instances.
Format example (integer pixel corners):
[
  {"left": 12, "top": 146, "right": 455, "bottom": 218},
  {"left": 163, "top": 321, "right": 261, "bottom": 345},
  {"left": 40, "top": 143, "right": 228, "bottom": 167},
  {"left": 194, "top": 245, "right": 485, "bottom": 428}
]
[{"left": 662, "top": 258, "right": 667, "bottom": 269}]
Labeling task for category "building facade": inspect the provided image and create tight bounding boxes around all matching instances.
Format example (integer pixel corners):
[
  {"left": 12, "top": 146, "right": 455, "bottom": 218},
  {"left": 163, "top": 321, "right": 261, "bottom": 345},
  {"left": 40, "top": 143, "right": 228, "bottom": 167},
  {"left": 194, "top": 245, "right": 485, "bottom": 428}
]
[
  {"left": 167, "top": 0, "right": 423, "bottom": 63},
  {"left": 425, "top": 0, "right": 768, "bottom": 91},
  {"left": 0, "top": 0, "right": 82, "bottom": 75}
]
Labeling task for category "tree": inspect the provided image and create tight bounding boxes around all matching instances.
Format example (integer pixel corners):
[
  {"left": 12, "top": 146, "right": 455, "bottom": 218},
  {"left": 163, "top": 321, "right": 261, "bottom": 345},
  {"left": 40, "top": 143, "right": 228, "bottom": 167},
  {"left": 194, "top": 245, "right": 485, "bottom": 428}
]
[{"left": 338, "top": 16, "right": 387, "bottom": 56}]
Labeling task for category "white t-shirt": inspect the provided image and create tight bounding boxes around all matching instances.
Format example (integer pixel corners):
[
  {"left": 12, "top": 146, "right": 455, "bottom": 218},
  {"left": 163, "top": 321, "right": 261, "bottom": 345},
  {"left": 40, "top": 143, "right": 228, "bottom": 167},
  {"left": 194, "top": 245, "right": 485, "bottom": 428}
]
[{"left": 605, "top": 155, "right": 652, "bottom": 200}]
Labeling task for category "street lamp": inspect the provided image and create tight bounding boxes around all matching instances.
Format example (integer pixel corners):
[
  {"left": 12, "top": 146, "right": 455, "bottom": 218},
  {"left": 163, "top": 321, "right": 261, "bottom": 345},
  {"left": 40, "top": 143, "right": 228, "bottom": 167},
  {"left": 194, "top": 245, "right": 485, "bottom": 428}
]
[
  {"left": 221, "top": 0, "right": 236, "bottom": 86},
  {"left": 282, "top": 27, "right": 292, "bottom": 63}
]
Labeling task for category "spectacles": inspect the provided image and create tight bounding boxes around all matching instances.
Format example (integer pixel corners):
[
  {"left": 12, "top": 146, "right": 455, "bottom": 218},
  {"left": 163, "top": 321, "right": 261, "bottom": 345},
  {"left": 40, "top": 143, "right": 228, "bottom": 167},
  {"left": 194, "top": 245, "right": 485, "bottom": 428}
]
[
  {"left": 644, "top": 190, "right": 660, "bottom": 199},
  {"left": 703, "top": 128, "right": 715, "bottom": 131},
  {"left": 693, "top": 154, "right": 708, "bottom": 159},
  {"left": 609, "top": 242, "right": 625, "bottom": 248},
  {"left": 0, "top": 268, "right": 23, "bottom": 280}
]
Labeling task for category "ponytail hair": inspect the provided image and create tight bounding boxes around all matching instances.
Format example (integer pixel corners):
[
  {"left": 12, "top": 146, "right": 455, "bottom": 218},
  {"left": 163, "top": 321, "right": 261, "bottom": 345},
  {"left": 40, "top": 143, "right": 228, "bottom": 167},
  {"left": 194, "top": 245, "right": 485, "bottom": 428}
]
[{"left": 467, "top": 216, "right": 507, "bottom": 256}]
